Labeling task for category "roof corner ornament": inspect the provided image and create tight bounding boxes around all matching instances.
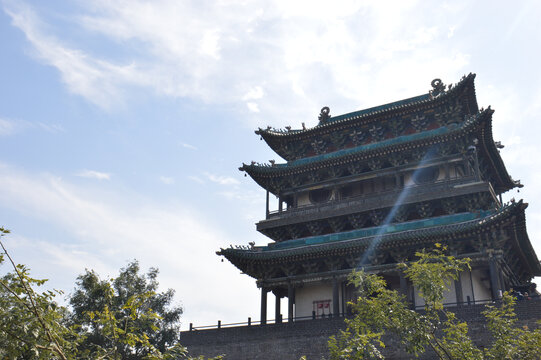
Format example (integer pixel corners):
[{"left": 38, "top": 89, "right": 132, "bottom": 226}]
[
  {"left": 429, "top": 78, "right": 446, "bottom": 98},
  {"left": 318, "top": 106, "right": 331, "bottom": 125}
]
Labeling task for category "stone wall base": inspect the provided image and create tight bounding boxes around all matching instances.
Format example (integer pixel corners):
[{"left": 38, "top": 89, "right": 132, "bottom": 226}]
[{"left": 180, "top": 300, "right": 541, "bottom": 360}]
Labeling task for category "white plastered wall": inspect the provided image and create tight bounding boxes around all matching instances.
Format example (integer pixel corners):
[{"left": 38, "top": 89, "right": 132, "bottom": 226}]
[
  {"left": 471, "top": 269, "right": 492, "bottom": 302},
  {"left": 413, "top": 269, "right": 492, "bottom": 307},
  {"left": 295, "top": 282, "right": 343, "bottom": 318},
  {"left": 297, "top": 192, "right": 310, "bottom": 206}
]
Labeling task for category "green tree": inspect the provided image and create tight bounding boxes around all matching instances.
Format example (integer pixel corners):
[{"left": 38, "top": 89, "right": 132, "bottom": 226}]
[
  {"left": 69, "top": 261, "right": 183, "bottom": 359},
  {"left": 0, "top": 228, "right": 220, "bottom": 360},
  {"left": 0, "top": 227, "right": 74, "bottom": 359},
  {"left": 329, "top": 245, "right": 541, "bottom": 360}
]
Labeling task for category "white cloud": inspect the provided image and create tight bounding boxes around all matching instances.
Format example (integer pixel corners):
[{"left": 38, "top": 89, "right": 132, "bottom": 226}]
[
  {"left": 246, "top": 102, "right": 260, "bottom": 113},
  {"left": 159, "top": 176, "right": 174, "bottom": 185},
  {"left": 0, "top": 116, "right": 64, "bottom": 136},
  {"left": 198, "top": 29, "right": 221, "bottom": 59},
  {"left": 3, "top": 0, "right": 474, "bottom": 123},
  {"left": 242, "top": 86, "right": 264, "bottom": 101},
  {"left": 3, "top": 1, "right": 139, "bottom": 109},
  {"left": 0, "top": 118, "right": 17, "bottom": 136},
  {"left": 76, "top": 169, "right": 111, "bottom": 180},
  {"left": 37, "top": 122, "right": 65, "bottom": 134},
  {"left": 0, "top": 164, "right": 258, "bottom": 326},
  {"left": 188, "top": 175, "right": 204, "bottom": 184},
  {"left": 180, "top": 142, "right": 197, "bottom": 150},
  {"left": 204, "top": 172, "right": 240, "bottom": 186},
  {"left": 448, "top": 26, "right": 456, "bottom": 38}
]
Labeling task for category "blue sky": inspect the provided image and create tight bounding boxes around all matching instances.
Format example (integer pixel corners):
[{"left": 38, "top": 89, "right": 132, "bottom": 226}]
[{"left": 1, "top": 0, "right": 540, "bottom": 328}]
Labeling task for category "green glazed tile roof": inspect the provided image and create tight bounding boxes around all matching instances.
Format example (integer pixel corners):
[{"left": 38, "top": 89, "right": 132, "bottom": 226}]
[
  {"left": 265, "top": 210, "right": 493, "bottom": 251},
  {"left": 281, "top": 124, "right": 452, "bottom": 168},
  {"left": 217, "top": 201, "right": 528, "bottom": 261}
]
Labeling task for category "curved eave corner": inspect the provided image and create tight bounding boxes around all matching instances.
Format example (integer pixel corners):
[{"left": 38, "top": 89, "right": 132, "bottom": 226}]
[{"left": 477, "top": 107, "right": 522, "bottom": 194}]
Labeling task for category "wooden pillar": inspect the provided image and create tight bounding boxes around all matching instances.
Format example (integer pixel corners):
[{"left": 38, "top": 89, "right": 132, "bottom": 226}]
[
  {"left": 278, "top": 195, "right": 283, "bottom": 213},
  {"left": 260, "top": 287, "right": 268, "bottom": 325},
  {"left": 464, "top": 157, "right": 472, "bottom": 177},
  {"left": 469, "top": 269, "right": 476, "bottom": 303},
  {"left": 499, "top": 270, "right": 506, "bottom": 292},
  {"left": 265, "top": 190, "right": 270, "bottom": 219},
  {"left": 333, "top": 277, "right": 340, "bottom": 317},
  {"left": 288, "top": 283, "right": 294, "bottom": 322},
  {"left": 454, "top": 275, "right": 464, "bottom": 305},
  {"left": 399, "top": 273, "right": 408, "bottom": 297},
  {"left": 275, "top": 293, "right": 281, "bottom": 323},
  {"left": 489, "top": 257, "right": 502, "bottom": 300}
]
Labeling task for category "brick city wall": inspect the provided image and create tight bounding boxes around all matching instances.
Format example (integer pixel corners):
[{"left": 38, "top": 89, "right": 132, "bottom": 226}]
[{"left": 180, "top": 299, "right": 541, "bottom": 360}]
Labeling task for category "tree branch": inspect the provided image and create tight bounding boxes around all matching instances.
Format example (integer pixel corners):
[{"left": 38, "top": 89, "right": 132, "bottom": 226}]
[{"left": 0, "top": 237, "right": 68, "bottom": 360}]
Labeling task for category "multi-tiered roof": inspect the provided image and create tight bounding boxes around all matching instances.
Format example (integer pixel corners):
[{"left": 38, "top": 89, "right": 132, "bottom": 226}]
[{"left": 218, "top": 74, "right": 540, "bottom": 291}]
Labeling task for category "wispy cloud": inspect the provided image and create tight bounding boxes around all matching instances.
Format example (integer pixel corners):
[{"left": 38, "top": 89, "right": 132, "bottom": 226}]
[
  {"left": 246, "top": 102, "right": 260, "bottom": 113},
  {"left": 37, "top": 122, "right": 65, "bottom": 134},
  {"left": 180, "top": 142, "right": 197, "bottom": 150},
  {"left": 3, "top": 1, "right": 139, "bottom": 109},
  {"left": 204, "top": 172, "right": 239, "bottom": 186},
  {"left": 4, "top": 0, "right": 473, "bottom": 122},
  {"left": 188, "top": 175, "right": 204, "bottom": 184},
  {"left": 76, "top": 169, "right": 111, "bottom": 180},
  {"left": 159, "top": 176, "right": 174, "bottom": 185},
  {"left": 0, "top": 163, "right": 258, "bottom": 326},
  {"left": 0, "top": 116, "right": 64, "bottom": 136},
  {"left": 0, "top": 118, "right": 17, "bottom": 136}
]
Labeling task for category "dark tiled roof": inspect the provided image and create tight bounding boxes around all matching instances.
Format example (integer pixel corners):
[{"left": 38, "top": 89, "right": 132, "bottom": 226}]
[
  {"left": 256, "top": 74, "right": 475, "bottom": 139},
  {"left": 241, "top": 108, "right": 518, "bottom": 195}
]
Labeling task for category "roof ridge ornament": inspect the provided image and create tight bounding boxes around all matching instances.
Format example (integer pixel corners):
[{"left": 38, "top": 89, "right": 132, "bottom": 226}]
[
  {"left": 318, "top": 106, "right": 331, "bottom": 125},
  {"left": 429, "top": 78, "right": 446, "bottom": 98}
]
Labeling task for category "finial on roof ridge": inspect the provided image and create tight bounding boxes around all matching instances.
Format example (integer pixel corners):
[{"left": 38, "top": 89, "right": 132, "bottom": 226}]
[
  {"left": 318, "top": 106, "right": 331, "bottom": 125},
  {"left": 429, "top": 78, "right": 446, "bottom": 98}
]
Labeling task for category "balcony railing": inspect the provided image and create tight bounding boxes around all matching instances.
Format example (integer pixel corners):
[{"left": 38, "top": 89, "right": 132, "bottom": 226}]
[
  {"left": 186, "top": 295, "right": 539, "bottom": 331},
  {"left": 264, "top": 175, "right": 489, "bottom": 223}
]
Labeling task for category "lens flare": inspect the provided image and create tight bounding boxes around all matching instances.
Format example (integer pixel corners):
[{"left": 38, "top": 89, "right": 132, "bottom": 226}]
[{"left": 358, "top": 146, "right": 438, "bottom": 267}]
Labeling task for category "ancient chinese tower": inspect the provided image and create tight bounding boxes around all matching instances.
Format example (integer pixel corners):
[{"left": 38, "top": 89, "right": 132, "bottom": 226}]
[{"left": 217, "top": 74, "right": 541, "bottom": 323}]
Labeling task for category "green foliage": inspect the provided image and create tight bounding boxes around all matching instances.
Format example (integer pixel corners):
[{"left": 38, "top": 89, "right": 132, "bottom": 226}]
[
  {"left": 0, "top": 227, "right": 74, "bottom": 359},
  {"left": 0, "top": 227, "right": 221, "bottom": 360},
  {"left": 402, "top": 244, "right": 470, "bottom": 310},
  {"left": 329, "top": 245, "right": 541, "bottom": 360},
  {"left": 70, "top": 261, "right": 184, "bottom": 359}
]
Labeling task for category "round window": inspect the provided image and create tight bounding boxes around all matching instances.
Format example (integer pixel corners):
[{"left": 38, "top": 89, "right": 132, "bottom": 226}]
[{"left": 309, "top": 188, "right": 332, "bottom": 204}]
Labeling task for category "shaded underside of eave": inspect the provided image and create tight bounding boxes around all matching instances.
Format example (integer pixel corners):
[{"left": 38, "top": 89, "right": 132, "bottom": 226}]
[
  {"left": 508, "top": 208, "right": 541, "bottom": 276},
  {"left": 218, "top": 201, "right": 528, "bottom": 265},
  {"left": 477, "top": 114, "right": 518, "bottom": 194},
  {"left": 258, "top": 73, "right": 478, "bottom": 160}
]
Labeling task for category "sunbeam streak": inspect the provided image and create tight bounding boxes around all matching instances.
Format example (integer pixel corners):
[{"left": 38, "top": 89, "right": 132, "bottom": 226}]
[{"left": 358, "top": 146, "right": 438, "bottom": 267}]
